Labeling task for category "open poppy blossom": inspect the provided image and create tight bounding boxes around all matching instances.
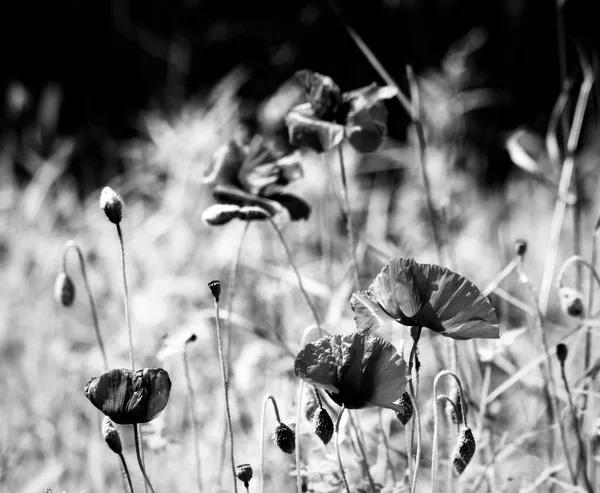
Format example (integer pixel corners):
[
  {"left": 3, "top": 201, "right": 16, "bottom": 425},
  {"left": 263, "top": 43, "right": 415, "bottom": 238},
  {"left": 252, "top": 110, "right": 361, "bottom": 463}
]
[
  {"left": 351, "top": 258, "right": 499, "bottom": 340},
  {"left": 202, "top": 135, "right": 311, "bottom": 226},
  {"left": 84, "top": 368, "right": 172, "bottom": 425},
  {"left": 294, "top": 332, "right": 408, "bottom": 411},
  {"left": 285, "top": 70, "right": 397, "bottom": 154}
]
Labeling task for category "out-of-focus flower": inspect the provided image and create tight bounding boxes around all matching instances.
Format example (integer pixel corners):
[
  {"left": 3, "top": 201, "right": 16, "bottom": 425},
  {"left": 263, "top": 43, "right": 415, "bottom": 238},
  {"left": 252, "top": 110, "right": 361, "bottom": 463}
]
[
  {"left": 286, "top": 70, "right": 397, "bottom": 154},
  {"left": 157, "top": 329, "right": 197, "bottom": 362},
  {"left": 294, "top": 332, "right": 407, "bottom": 411},
  {"left": 100, "top": 186, "right": 124, "bottom": 224},
  {"left": 559, "top": 286, "right": 584, "bottom": 318},
  {"left": 202, "top": 136, "right": 311, "bottom": 225},
  {"left": 351, "top": 258, "right": 499, "bottom": 340},
  {"left": 84, "top": 368, "right": 171, "bottom": 425},
  {"left": 54, "top": 272, "right": 75, "bottom": 307}
]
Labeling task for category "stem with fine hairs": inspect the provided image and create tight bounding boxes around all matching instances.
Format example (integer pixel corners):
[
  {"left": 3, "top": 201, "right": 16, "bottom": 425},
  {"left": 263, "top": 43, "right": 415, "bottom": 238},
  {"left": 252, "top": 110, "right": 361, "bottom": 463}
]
[
  {"left": 335, "top": 406, "right": 351, "bottom": 493},
  {"left": 347, "top": 411, "right": 376, "bottom": 493},
  {"left": 118, "top": 452, "right": 136, "bottom": 493},
  {"left": 133, "top": 424, "right": 157, "bottom": 493},
  {"left": 183, "top": 338, "right": 202, "bottom": 493}
]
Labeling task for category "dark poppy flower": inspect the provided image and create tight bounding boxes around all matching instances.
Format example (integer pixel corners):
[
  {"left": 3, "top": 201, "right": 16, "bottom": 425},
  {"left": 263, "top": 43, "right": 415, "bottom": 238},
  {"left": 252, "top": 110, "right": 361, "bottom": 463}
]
[
  {"left": 285, "top": 70, "right": 397, "bottom": 154},
  {"left": 84, "top": 368, "right": 171, "bottom": 425},
  {"left": 294, "top": 332, "right": 407, "bottom": 411},
  {"left": 202, "top": 136, "right": 311, "bottom": 226},
  {"left": 351, "top": 258, "right": 499, "bottom": 340}
]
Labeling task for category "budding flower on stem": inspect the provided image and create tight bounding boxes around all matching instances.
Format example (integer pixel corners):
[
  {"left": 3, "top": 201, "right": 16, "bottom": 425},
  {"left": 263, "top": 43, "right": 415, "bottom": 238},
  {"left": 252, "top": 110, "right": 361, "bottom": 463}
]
[
  {"left": 395, "top": 390, "right": 414, "bottom": 425},
  {"left": 451, "top": 426, "right": 476, "bottom": 475},
  {"left": 100, "top": 186, "right": 124, "bottom": 224},
  {"left": 556, "top": 343, "right": 568, "bottom": 364},
  {"left": 54, "top": 271, "right": 75, "bottom": 307},
  {"left": 102, "top": 416, "right": 123, "bottom": 455},
  {"left": 313, "top": 408, "right": 334, "bottom": 445},
  {"left": 272, "top": 423, "right": 296, "bottom": 454},
  {"left": 208, "top": 280, "right": 221, "bottom": 303},
  {"left": 236, "top": 463, "right": 253, "bottom": 490}
]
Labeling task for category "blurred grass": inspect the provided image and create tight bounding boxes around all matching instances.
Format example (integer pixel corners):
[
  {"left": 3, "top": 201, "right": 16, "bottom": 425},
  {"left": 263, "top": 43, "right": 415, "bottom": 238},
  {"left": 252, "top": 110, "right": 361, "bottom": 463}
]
[{"left": 1, "top": 67, "right": 600, "bottom": 493}]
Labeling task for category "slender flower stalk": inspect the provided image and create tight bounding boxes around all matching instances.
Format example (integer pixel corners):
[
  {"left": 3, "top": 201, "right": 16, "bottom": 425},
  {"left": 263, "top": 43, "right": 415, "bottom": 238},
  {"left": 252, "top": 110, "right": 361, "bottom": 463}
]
[
  {"left": 408, "top": 328, "right": 422, "bottom": 493},
  {"left": 335, "top": 405, "right": 351, "bottom": 493},
  {"left": 378, "top": 409, "right": 396, "bottom": 483},
  {"left": 295, "top": 382, "right": 304, "bottom": 493},
  {"left": 583, "top": 225, "right": 600, "bottom": 411},
  {"left": 133, "top": 424, "right": 157, "bottom": 493},
  {"left": 209, "top": 281, "right": 238, "bottom": 493},
  {"left": 118, "top": 452, "right": 135, "bottom": 493},
  {"left": 347, "top": 411, "right": 376, "bottom": 493},
  {"left": 183, "top": 335, "right": 202, "bottom": 493},
  {"left": 260, "top": 394, "right": 283, "bottom": 493},
  {"left": 61, "top": 240, "right": 108, "bottom": 369},
  {"left": 102, "top": 416, "right": 134, "bottom": 493},
  {"left": 116, "top": 223, "right": 135, "bottom": 372}
]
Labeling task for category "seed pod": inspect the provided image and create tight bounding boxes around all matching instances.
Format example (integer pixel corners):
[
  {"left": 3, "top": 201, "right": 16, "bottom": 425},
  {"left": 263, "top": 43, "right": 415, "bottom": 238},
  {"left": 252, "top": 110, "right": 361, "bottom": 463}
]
[
  {"left": 100, "top": 186, "right": 124, "bottom": 224},
  {"left": 102, "top": 416, "right": 123, "bottom": 455},
  {"left": 452, "top": 426, "right": 476, "bottom": 475},
  {"left": 514, "top": 239, "right": 527, "bottom": 257},
  {"left": 236, "top": 463, "right": 253, "bottom": 487},
  {"left": 208, "top": 280, "right": 221, "bottom": 302},
  {"left": 313, "top": 408, "right": 334, "bottom": 445},
  {"left": 54, "top": 271, "right": 75, "bottom": 307},
  {"left": 395, "top": 391, "right": 414, "bottom": 425},
  {"left": 556, "top": 343, "right": 568, "bottom": 364},
  {"left": 201, "top": 204, "right": 241, "bottom": 226},
  {"left": 272, "top": 423, "right": 295, "bottom": 454},
  {"left": 559, "top": 287, "right": 584, "bottom": 318}
]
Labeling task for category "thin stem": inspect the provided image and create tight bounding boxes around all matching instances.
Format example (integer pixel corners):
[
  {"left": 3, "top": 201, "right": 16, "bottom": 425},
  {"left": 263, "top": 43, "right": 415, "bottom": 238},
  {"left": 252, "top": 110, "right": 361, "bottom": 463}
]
[
  {"left": 116, "top": 224, "right": 135, "bottom": 371},
  {"left": 378, "top": 408, "right": 396, "bottom": 483},
  {"left": 335, "top": 406, "right": 351, "bottom": 493},
  {"left": 407, "top": 383, "right": 421, "bottom": 493},
  {"left": 118, "top": 452, "right": 136, "bottom": 493},
  {"left": 295, "top": 381, "right": 304, "bottom": 493},
  {"left": 260, "top": 394, "right": 283, "bottom": 493},
  {"left": 336, "top": 145, "right": 360, "bottom": 286},
  {"left": 62, "top": 241, "right": 108, "bottom": 369},
  {"left": 133, "top": 424, "right": 157, "bottom": 493},
  {"left": 583, "top": 231, "right": 599, "bottom": 411},
  {"left": 213, "top": 296, "right": 238, "bottom": 493},
  {"left": 408, "top": 328, "right": 422, "bottom": 493},
  {"left": 267, "top": 217, "right": 323, "bottom": 335},
  {"left": 347, "top": 411, "right": 376, "bottom": 493},
  {"left": 557, "top": 255, "right": 600, "bottom": 291},
  {"left": 476, "top": 363, "right": 492, "bottom": 450},
  {"left": 183, "top": 341, "right": 202, "bottom": 493}
]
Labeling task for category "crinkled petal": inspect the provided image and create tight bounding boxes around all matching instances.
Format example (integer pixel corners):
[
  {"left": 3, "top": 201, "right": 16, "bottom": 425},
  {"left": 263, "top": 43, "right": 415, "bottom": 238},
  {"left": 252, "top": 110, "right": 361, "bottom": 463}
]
[
  {"left": 84, "top": 368, "right": 135, "bottom": 425},
  {"left": 294, "top": 336, "right": 342, "bottom": 394},
  {"left": 203, "top": 140, "right": 244, "bottom": 186},
  {"left": 295, "top": 69, "right": 342, "bottom": 121},
  {"left": 286, "top": 104, "right": 344, "bottom": 153},
  {"left": 142, "top": 368, "right": 172, "bottom": 422},
  {"left": 350, "top": 291, "right": 397, "bottom": 334}
]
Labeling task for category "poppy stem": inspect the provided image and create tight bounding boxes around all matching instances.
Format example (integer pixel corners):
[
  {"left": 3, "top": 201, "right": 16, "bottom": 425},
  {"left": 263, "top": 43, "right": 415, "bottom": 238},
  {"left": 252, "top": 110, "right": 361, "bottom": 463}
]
[
  {"left": 335, "top": 406, "right": 351, "bottom": 493},
  {"left": 210, "top": 287, "right": 239, "bottom": 493},
  {"left": 408, "top": 328, "right": 422, "bottom": 493},
  {"left": 378, "top": 409, "right": 397, "bottom": 483},
  {"left": 118, "top": 452, "right": 135, "bottom": 493},
  {"left": 267, "top": 217, "right": 323, "bottom": 335},
  {"left": 133, "top": 424, "right": 156, "bottom": 493},
  {"left": 116, "top": 223, "right": 135, "bottom": 371},
  {"left": 347, "top": 411, "right": 376, "bottom": 493},
  {"left": 406, "top": 387, "right": 421, "bottom": 493},
  {"left": 336, "top": 145, "right": 360, "bottom": 286},
  {"left": 260, "top": 394, "right": 282, "bottom": 493},
  {"left": 295, "top": 381, "right": 304, "bottom": 493},
  {"left": 61, "top": 240, "right": 108, "bottom": 369},
  {"left": 183, "top": 339, "right": 202, "bottom": 493}
]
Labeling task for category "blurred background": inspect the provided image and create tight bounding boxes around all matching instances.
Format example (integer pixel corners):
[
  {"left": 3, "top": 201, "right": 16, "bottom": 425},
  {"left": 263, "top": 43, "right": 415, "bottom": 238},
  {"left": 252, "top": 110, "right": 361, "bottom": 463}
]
[{"left": 1, "top": 0, "right": 600, "bottom": 492}]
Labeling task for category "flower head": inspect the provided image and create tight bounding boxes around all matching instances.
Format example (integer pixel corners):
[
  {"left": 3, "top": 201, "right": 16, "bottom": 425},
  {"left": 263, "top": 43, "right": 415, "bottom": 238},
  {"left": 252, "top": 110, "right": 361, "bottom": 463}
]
[
  {"left": 54, "top": 272, "right": 75, "bottom": 307},
  {"left": 202, "top": 136, "right": 311, "bottom": 225},
  {"left": 100, "top": 186, "right": 124, "bottom": 224},
  {"left": 272, "top": 423, "right": 295, "bottom": 454},
  {"left": 286, "top": 70, "right": 397, "bottom": 154},
  {"left": 294, "top": 332, "right": 407, "bottom": 411},
  {"left": 351, "top": 258, "right": 499, "bottom": 340},
  {"left": 84, "top": 368, "right": 171, "bottom": 425}
]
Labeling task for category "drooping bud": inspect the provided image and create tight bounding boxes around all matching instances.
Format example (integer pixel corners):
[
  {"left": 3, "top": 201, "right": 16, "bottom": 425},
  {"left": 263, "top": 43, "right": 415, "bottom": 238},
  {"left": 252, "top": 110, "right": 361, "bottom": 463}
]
[
  {"left": 100, "top": 186, "right": 124, "bottom": 224},
  {"left": 514, "top": 239, "right": 527, "bottom": 257},
  {"left": 395, "top": 391, "right": 414, "bottom": 425},
  {"left": 313, "top": 408, "right": 334, "bottom": 445},
  {"left": 272, "top": 423, "right": 295, "bottom": 454},
  {"left": 303, "top": 388, "right": 319, "bottom": 421},
  {"left": 54, "top": 271, "right": 75, "bottom": 307},
  {"left": 448, "top": 387, "right": 468, "bottom": 425},
  {"left": 556, "top": 343, "right": 568, "bottom": 364},
  {"left": 236, "top": 463, "right": 253, "bottom": 487},
  {"left": 452, "top": 426, "right": 476, "bottom": 475},
  {"left": 559, "top": 287, "right": 584, "bottom": 318},
  {"left": 208, "top": 280, "right": 221, "bottom": 302},
  {"left": 102, "top": 416, "right": 123, "bottom": 454},
  {"left": 201, "top": 204, "right": 241, "bottom": 226},
  {"left": 237, "top": 206, "right": 270, "bottom": 221}
]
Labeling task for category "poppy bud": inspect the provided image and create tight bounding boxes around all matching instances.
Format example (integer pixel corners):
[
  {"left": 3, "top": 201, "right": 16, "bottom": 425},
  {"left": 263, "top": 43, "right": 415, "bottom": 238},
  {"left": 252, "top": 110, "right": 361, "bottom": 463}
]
[
  {"left": 313, "top": 408, "right": 334, "bottom": 445},
  {"left": 395, "top": 391, "right": 414, "bottom": 425},
  {"left": 272, "top": 423, "right": 295, "bottom": 454},
  {"left": 54, "top": 271, "right": 75, "bottom": 307},
  {"left": 186, "top": 333, "right": 197, "bottom": 344},
  {"left": 559, "top": 287, "right": 584, "bottom": 318},
  {"left": 556, "top": 343, "right": 568, "bottom": 364},
  {"left": 452, "top": 426, "right": 476, "bottom": 475},
  {"left": 237, "top": 206, "right": 270, "bottom": 221},
  {"left": 514, "top": 239, "right": 527, "bottom": 257},
  {"left": 236, "top": 463, "right": 253, "bottom": 487},
  {"left": 447, "top": 387, "right": 468, "bottom": 425},
  {"left": 208, "top": 280, "right": 221, "bottom": 302},
  {"left": 202, "top": 204, "right": 241, "bottom": 226},
  {"left": 102, "top": 416, "right": 123, "bottom": 455},
  {"left": 100, "top": 187, "right": 124, "bottom": 224}
]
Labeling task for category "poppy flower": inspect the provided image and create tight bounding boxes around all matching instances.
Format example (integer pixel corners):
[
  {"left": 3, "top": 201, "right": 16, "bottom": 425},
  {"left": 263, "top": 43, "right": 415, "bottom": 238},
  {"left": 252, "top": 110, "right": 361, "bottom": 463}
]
[
  {"left": 84, "top": 368, "right": 172, "bottom": 425},
  {"left": 294, "top": 332, "right": 407, "bottom": 411},
  {"left": 351, "top": 258, "right": 499, "bottom": 340},
  {"left": 202, "top": 135, "right": 311, "bottom": 225},
  {"left": 285, "top": 70, "right": 397, "bottom": 154}
]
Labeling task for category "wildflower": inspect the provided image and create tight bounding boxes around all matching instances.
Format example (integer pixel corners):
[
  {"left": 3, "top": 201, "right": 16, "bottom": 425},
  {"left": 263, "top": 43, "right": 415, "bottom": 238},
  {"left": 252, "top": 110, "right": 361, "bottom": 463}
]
[
  {"left": 54, "top": 272, "right": 75, "bottom": 307},
  {"left": 294, "top": 332, "right": 407, "bottom": 411},
  {"left": 451, "top": 426, "right": 476, "bottom": 475},
  {"left": 272, "top": 423, "right": 295, "bottom": 454},
  {"left": 101, "top": 416, "right": 123, "bottom": 455},
  {"left": 100, "top": 186, "right": 124, "bottom": 224},
  {"left": 202, "top": 136, "right": 311, "bottom": 226},
  {"left": 236, "top": 464, "right": 253, "bottom": 487},
  {"left": 84, "top": 368, "right": 171, "bottom": 425},
  {"left": 313, "top": 408, "right": 334, "bottom": 445},
  {"left": 351, "top": 258, "right": 499, "bottom": 340},
  {"left": 559, "top": 286, "right": 584, "bottom": 317},
  {"left": 395, "top": 391, "right": 413, "bottom": 425},
  {"left": 285, "top": 70, "right": 397, "bottom": 154}
]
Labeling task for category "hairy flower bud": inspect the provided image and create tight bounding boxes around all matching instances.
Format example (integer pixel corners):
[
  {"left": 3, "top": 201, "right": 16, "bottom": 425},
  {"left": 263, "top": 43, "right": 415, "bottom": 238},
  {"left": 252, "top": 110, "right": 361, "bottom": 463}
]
[
  {"left": 313, "top": 408, "right": 334, "bottom": 445},
  {"left": 100, "top": 187, "right": 124, "bottom": 224},
  {"left": 102, "top": 416, "right": 123, "bottom": 454},
  {"left": 395, "top": 391, "right": 414, "bottom": 425},
  {"left": 236, "top": 463, "right": 253, "bottom": 487},
  {"left": 452, "top": 426, "right": 476, "bottom": 475},
  {"left": 272, "top": 423, "right": 295, "bottom": 454},
  {"left": 54, "top": 271, "right": 75, "bottom": 307}
]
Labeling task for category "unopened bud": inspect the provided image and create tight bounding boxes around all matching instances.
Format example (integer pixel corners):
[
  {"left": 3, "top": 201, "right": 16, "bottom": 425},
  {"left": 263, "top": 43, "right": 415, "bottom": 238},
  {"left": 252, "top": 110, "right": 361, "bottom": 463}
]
[
  {"left": 556, "top": 343, "right": 568, "bottom": 364},
  {"left": 452, "top": 426, "right": 476, "bottom": 475},
  {"left": 202, "top": 204, "right": 241, "bottom": 226},
  {"left": 272, "top": 423, "right": 295, "bottom": 454},
  {"left": 395, "top": 391, "right": 414, "bottom": 425},
  {"left": 54, "top": 272, "right": 75, "bottom": 307},
  {"left": 208, "top": 280, "right": 221, "bottom": 302},
  {"left": 100, "top": 187, "right": 124, "bottom": 224},
  {"left": 238, "top": 206, "right": 270, "bottom": 221},
  {"left": 102, "top": 416, "right": 123, "bottom": 455},
  {"left": 448, "top": 387, "right": 468, "bottom": 425},
  {"left": 236, "top": 463, "right": 253, "bottom": 487},
  {"left": 186, "top": 333, "right": 197, "bottom": 344},
  {"left": 559, "top": 287, "right": 584, "bottom": 317},
  {"left": 313, "top": 408, "right": 334, "bottom": 445},
  {"left": 514, "top": 239, "right": 527, "bottom": 257}
]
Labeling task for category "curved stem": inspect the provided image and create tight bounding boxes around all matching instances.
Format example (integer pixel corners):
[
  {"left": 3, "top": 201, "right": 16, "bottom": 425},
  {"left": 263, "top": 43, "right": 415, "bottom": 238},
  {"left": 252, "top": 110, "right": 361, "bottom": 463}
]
[
  {"left": 118, "top": 452, "right": 135, "bottom": 493},
  {"left": 116, "top": 224, "right": 135, "bottom": 371},
  {"left": 62, "top": 241, "right": 108, "bottom": 369},
  {"left": 347, "top": 411, "right": 376, "bottom": 493},
  {"left": 133, "top": 424, "right": 156, "bottom": 493},
  {"left": 183, "top": 342, "right": 202, "bottom": 493},
  {"left": 267, "top": 217, "right": 323, "bottom": 335},
  {"left": 557, "top": 255, "right": 600, "bottom": 292},
  {"left": 260, "top": 394, "right": 282, "bottom": 493},
  {"left": 335, "top": 406, "right": 351, "bottom": 493}
]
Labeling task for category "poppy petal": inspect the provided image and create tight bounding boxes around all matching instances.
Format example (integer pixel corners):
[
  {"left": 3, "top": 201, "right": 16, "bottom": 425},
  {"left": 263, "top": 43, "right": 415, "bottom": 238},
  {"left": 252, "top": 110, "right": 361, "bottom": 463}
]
[
  {"left": 294, "top": 336, "right": 342, "bottom": 394},
  {"left": 295, "top": 70, "right": 342, "bottom": 121},
  {"left": 238, "top": 150, "right": 304, "bottom": 196},
  {"left": 84, "top": 368, "right": 136, "bottom": 425},
  {"left": 140, "top": 369, "right": 172, "bottom": 422},
  {"left": 203, "top": 140, "right": 244, "bottom": 187},
  {"left": 350, "top": 291, "right": 397, "bottom": 334},
  {"left": 270, "top": 191, "right": 312, "bottom": 220},
  {"left": 286, "top": 104, "right": 344, "bottom": 153},
  {"left": 213, "top": 184, "right": 285, "bottom": 218}
]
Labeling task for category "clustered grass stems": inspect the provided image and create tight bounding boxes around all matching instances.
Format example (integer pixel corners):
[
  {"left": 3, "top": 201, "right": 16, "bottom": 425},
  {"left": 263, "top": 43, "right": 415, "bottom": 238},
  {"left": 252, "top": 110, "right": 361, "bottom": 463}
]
[
  {"left": 208, "top": 280, "right": 238, "bottom": 493},
  {"left": 182, "top": 334, "right": 202, "bottom": 493}
]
